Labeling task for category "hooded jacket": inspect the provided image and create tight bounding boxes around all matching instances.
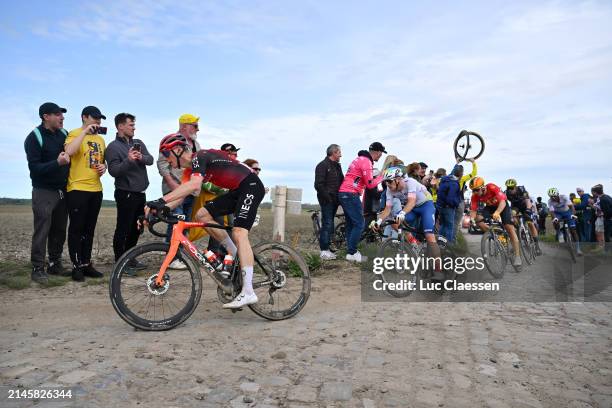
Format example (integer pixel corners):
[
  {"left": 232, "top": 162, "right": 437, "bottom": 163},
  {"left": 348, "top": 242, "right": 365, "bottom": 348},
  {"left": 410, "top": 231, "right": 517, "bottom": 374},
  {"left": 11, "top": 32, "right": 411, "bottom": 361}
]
[
  {"left": 437, "top": 175, "right": 461, "bottom": 208},
  {"left": 339, "top": 150, "right": 384, "bottom": 195}
]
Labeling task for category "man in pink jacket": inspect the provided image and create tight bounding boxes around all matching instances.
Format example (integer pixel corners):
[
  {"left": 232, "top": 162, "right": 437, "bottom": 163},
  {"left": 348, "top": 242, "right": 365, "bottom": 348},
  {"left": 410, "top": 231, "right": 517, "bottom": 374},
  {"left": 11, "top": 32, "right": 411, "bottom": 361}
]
[{"left": 338, "top": 142, "right": 386, "bottom": 262}]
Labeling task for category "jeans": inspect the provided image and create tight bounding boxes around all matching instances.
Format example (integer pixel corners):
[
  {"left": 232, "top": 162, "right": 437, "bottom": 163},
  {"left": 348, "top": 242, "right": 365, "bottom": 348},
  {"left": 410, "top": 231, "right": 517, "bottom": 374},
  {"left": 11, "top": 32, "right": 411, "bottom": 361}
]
[
  {"left": 338, "top": 192, "right": 364, "bottom": 255},
  {"left": 165, "top": 195, "right": 194, "bottom": 242},
  {"left": 383, "top": 198, "right": 402, "bottom": 239},
  {"left": 578, "top": 218, "right": 593, "bottom": 243},
  {"left": 319, "top": 202, "right": 339, "bottom": 251},
  {"left": 438, "top": 206, "right": 456, "bottom": 243},
  {"left": 605, "top": 218, "right": 612, "bottom": 252}
]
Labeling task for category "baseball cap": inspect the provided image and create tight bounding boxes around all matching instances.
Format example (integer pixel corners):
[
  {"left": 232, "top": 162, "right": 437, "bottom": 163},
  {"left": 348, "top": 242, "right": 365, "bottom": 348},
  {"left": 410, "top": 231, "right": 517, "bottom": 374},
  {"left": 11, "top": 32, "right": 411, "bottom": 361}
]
[
  {"left": 419, "top": 162, "right": 428, "bottom": 169},
  {"left": 81, "top": 106, "right": 106, "bottom": 120},
  {"left": 39, "top": 102, "right": 67, "bottom": 118},
  {"left": 368, "top": 142, "right": 387, "bottom": 153},
  {"left": 220, "top": 143, "right": 240, "bottom": 152},
  {"left": 179, "top": 113, "right": 199, "bottom": 124}
]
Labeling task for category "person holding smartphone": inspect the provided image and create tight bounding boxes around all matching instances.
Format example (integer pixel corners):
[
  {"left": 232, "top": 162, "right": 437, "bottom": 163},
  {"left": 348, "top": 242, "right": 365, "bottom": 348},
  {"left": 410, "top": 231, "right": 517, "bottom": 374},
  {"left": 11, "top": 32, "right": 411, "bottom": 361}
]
[
  {"left": 105, "top": 113, "right": 154, "bottom": 273},
  {"left": 64, "top": 106, "right": 108, "bottom": 281}
]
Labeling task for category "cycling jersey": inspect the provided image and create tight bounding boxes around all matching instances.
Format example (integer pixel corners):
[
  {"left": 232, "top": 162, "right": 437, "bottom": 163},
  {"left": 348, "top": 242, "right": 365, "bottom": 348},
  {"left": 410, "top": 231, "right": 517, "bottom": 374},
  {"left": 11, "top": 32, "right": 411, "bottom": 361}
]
[
  {"left": 548, "top": 195, "right": 571, "bottom": 213},
  {"left": 189, "top": 149, "right": 253, "bottom": 190},
  {"left": 470, "top": 183, "right": 506, "bottom": 211},
  {"left": 386, "top": 176, "right": 432, "bottom": 208},
  {"left": 505, "top": 186, "right": 529, "bottom": 209}
]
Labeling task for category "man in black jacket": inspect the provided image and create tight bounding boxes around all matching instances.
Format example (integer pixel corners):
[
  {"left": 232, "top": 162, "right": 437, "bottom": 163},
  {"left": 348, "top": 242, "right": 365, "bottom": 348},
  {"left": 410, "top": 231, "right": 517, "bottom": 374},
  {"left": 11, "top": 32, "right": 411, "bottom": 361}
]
[
  {"left": 105, "top": 113, "right": 154, "bottom": 270},
  {"left": 314, "top": 144, "right": 344, "bottom": 260},
  {"left": 24, "top": 102, "right": 71, "bottom": 283},
  {"left": 591, "top": 184, "right": 612, "bottom": 251}
]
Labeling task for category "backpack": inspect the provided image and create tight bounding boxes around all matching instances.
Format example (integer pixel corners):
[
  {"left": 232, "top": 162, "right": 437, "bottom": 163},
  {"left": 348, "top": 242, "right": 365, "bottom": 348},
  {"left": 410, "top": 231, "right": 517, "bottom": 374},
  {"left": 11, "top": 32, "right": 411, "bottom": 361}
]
[{"left": 32, "top": 127, "right": 68, "bottom": 147}]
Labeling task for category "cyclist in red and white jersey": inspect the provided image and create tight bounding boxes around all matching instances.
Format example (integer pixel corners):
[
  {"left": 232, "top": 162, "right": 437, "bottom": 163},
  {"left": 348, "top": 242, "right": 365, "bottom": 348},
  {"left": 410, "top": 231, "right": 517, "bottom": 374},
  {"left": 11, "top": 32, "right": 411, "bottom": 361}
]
[{"left": 145, "top": 134, "right": 265, "bottom": 308}]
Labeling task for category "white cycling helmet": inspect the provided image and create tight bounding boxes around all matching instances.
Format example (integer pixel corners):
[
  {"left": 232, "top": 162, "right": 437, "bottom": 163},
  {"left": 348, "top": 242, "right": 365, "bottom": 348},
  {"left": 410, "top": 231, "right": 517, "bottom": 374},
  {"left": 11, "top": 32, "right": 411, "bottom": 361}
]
[{"left": 383, "top": 166, "right": 404, "bottom": 181}]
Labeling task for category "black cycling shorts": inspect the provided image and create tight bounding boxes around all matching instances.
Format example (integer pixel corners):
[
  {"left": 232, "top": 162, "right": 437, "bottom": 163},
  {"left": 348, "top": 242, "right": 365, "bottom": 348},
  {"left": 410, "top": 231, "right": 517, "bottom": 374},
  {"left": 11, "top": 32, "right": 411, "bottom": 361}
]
[
  {"left": 204, "top": 173, "right": 265, "bottom": 230},
  {"left": 479, "top": 202, "right": 513, "bottom": 226}
]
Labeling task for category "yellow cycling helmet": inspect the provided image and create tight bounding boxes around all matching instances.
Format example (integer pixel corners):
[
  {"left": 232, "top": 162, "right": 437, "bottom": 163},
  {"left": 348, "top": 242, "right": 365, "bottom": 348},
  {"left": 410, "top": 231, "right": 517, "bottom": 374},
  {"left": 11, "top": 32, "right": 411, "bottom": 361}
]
[
  {"left": 469, "top": 176, "right": 485, "bottom": 190},
  {"left": 505, "top": 178, "right": 517, "bottom": 188}
]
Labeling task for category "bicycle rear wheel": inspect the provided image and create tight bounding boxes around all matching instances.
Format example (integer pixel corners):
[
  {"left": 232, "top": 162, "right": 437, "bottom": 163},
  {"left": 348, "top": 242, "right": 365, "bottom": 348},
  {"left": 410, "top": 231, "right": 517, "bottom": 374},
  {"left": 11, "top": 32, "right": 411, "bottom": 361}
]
[
  {"left": 376, "top": 238, "right": 420, "bottom": 297},
  {"left": 248, "top": 242, "right": 311, "bottom": 320},
  {"left": 109, "top": 242, "right": 203, "bottom": 331},
  {"left": 480, "top": 232, "right": 505, "bottom": 278},
  {"left": 519, "top": 228, "right": 534, "bottom": 265}
]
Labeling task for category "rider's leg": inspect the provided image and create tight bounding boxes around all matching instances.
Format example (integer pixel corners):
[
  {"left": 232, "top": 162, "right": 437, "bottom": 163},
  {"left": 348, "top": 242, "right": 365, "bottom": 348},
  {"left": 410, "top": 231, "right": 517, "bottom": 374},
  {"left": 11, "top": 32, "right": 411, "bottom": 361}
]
[
  {"left": 505, "top": 224, "right": 521, "bottom": 258},
  {"left": 384, "top": 198, "right": 402, "bottom": 239},
  {"left": 232, "top": 227, "right": 255, "bottom": 294},
  {"left": 196, "top": 207, "right": 237, "bottom": 256}
]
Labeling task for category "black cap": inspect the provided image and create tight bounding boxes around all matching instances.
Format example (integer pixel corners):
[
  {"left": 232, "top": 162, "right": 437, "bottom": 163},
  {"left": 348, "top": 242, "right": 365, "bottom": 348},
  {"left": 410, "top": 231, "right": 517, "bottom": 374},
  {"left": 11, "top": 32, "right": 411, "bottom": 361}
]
[
  {"left": 369, "top": 142, "right": 387, "bottom": 153},
  {"left": 81, "top": 106, "right": 106, "bottom": 120},
  {"left": 39, "top": 102, "right": 67, "bottom": 118},
  {"left": 220, "top": 143, "right": 240, "bottom": 152},
  {"left": 419, "top": 162, "right": 428, "bottom": 169}
]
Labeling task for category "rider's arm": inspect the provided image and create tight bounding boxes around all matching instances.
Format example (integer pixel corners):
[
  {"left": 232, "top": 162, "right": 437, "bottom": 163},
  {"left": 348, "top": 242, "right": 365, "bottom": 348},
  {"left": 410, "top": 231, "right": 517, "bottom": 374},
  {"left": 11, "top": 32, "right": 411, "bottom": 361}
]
[
  {"left": 378, "top": 203, "right": 391, "bottom": 221},
  {"left": 362, "top": 158, "right": 383, "bottom": 189},
  {"left": 402, "top": 193, "right": 417, "bottom": 214},
  {"left": 163, "top": 174, "right": 203, "bottom": 204},
  {"left": 494, "top": 199, "right": 507, "bottom": 216}
]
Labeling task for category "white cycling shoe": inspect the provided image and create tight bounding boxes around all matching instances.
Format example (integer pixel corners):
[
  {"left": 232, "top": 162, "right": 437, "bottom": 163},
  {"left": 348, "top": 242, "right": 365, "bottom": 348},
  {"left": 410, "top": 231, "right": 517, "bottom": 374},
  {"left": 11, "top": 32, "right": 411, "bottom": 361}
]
[{"left": 223, "top": 292, "right": 258, "bottom": 309}]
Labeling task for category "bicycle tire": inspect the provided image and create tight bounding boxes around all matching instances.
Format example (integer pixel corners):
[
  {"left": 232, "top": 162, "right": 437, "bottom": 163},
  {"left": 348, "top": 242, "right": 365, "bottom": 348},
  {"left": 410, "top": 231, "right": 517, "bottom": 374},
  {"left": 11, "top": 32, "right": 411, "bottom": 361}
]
[
  {"left": 248, "top": 242, "right": 311, "bottom": 320},
  {"left": 109, "top": 242, "right": 203, "bottom": 331},
  {"left": 376, "top": 238, "right": 419, "bottom": 297},
  {"left": 519, "top": 228, "right": 534, "bottom": 265},
  {"left": 480, "top": 232, "right": 505, "bottom": 278},
  {"left": 453, "top": 130, "right": 485, "bottom": 161},
  {"left": 564, "top": 228, "right": 577, "bottom": 263},
  {"left": 333, "top": 222, "right": 347, "bottom": 250}
]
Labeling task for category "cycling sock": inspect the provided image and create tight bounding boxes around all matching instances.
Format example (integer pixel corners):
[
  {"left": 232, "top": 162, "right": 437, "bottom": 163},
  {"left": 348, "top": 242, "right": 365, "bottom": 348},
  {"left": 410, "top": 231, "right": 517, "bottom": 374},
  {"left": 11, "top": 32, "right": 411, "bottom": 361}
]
[
  {"left": 221, "top": 237, "right": 237, "bottom": 257},
  {"left": 242, "top": 266, "right": 254, "bottom": 295}
]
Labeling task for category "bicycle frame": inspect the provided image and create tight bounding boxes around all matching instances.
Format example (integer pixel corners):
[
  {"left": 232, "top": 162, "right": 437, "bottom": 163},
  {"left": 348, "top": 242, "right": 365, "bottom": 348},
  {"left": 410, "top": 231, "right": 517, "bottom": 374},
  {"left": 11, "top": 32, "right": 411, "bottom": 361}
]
[{"left": 155, "top": 220, "right": 234, "bottom": 293}]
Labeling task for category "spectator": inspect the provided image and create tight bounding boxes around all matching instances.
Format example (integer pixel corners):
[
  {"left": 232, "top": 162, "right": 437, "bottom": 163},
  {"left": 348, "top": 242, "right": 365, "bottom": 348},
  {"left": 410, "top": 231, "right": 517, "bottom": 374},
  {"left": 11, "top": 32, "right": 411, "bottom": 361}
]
[
  {"left": 436, "top": 170, "right": 461, "bottom": 243},
  {"left": 314, "top": 144, "right": 344, "bottom": 260},
  {"left": 407, "top": 162, "right": 421, "bottom": 181},
  {"left": 64, "top": 106, "right": 108, "bottom": 281},
  {"left": 536, "top": 197, "right": 548, "bottom": 235},
  {"left": 591, "top": 184, "right": 612, "bottom": 251},
  {"left": 105, "top": 113, "right": 154, "bottom": 272},
  {"left": 338, "top": 142, "right": 385, "bottom": 262},
  {"left": 156, "top": 114, "right": 201, "bottom": 269},
  {"left": 243, "top": 158, "right": 269, "bottom": 194},
  {"left": 575, "top": 187, "right": 594, "bottom": 243},
  {"left": 24, "top": 102, "right": 71, "bottom": 283},
  {"left": 221, "top": 143, "right": 240, "bottom": 160},
  {"left": 418, "top": 162, "right": 428, "bottom": 181},
  {"left": 452, "top": 158, "right": 477, "bottom": 242}
]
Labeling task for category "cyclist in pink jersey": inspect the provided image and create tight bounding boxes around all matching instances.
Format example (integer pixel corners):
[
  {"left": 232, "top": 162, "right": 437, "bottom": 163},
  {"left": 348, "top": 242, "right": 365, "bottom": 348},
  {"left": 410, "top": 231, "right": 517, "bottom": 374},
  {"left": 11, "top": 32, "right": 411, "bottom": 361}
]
[{"left": 338, "top": 142, "right": 386, "bottom": 262}]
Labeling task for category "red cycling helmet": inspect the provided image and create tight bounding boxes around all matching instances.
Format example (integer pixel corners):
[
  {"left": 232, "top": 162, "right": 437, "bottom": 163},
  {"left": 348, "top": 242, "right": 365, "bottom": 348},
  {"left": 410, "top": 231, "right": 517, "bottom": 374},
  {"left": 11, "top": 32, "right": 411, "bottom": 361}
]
[{"left": 159, "top": 133, "right": 188, "bottom": 153}]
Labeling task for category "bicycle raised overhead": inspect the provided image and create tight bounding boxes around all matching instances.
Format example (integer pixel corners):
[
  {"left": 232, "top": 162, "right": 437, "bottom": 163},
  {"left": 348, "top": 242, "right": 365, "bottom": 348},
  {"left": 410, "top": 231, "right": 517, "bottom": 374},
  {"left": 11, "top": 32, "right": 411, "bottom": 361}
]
[{"left": 109, "top": 209, "right": 311, "bottom": 331}]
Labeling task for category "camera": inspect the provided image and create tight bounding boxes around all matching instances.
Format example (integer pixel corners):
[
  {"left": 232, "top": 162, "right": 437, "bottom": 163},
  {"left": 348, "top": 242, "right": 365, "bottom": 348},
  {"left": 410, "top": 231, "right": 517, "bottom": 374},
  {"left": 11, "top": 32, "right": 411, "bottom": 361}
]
[
  {"left": 97, "top": 126, "right": 108, "bottom": 135},
  {"left": 132, "top": 143, "right": 141, "bottom": 152}
]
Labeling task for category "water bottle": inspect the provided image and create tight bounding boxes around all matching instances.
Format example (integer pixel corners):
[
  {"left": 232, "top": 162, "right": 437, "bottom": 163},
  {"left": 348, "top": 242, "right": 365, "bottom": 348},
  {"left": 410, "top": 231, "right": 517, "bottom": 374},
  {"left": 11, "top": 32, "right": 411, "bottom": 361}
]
[
  {"left": 204, "top": 250, "right": 221, "bottom": 270},
  {"left": 221, "top": 255, "right": 234, "bottom": 278}
]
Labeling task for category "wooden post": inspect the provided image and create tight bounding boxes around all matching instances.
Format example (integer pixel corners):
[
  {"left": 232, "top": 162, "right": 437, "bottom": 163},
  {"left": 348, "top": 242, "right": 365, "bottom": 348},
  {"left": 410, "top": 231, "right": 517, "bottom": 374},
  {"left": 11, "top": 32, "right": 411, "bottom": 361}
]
[{"left": 272, "top": 185, "right": 287, "bottom": 242}]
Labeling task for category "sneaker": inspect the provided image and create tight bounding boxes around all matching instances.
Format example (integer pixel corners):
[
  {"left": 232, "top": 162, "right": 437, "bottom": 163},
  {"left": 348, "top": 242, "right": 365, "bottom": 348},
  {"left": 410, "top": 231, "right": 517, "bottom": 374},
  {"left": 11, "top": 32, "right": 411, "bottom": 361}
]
[
  {"left": 168, "top": 259, "right": 187, "bottom": 270},
  {"left": 320, "top": 250, "right": 337, "bottom": 260},
  {"left": 31, "top": 266, "right": 49, "bottom": 284},
  {"left": 72, "top": 266, "right": 85, "bottom": 282},
  {"left": 346, "top": 251, "right": 363, "bottom": 263},
  {"left": 222, "top": 292, "right": 258, "bottom": 309},
  {"left": 83, "top": 264, "right": 104, "bottom": 278},
  {"left": 127, "top": 259, "right": 147, "bottom": 270},
  {"left": 47, "top": 261, "right": 68, "bottom": 276}
]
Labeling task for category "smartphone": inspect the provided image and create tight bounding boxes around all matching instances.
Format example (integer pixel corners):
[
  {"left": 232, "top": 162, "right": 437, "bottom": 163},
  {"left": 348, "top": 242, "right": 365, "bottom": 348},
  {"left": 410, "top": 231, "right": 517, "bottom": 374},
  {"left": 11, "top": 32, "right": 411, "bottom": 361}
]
[
  {"left": 132, "top": 143, "right": 141, "bottom": 152},
  {"left": 97, "top": 126, "right": 108, "bottom": 135}
]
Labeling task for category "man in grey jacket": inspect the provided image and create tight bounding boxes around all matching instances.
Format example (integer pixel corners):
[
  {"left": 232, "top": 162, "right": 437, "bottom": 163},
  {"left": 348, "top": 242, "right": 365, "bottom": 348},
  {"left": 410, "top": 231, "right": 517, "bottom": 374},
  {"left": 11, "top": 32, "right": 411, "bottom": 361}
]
[{"left": 105, "top": 113, "right": 154, "bottom": 268}]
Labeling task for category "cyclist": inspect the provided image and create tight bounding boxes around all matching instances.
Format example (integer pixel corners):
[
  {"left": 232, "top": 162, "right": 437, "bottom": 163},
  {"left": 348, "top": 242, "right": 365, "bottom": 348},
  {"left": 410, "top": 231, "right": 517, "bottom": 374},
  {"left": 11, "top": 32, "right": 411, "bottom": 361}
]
[
  {"left": 372, "top": 167, "right": 444, "bottom": 280},
  {"left": 504, "top": 179, "right": 542, "bottom": 255},
  {"left": 145, "top": 134, "right": 266, "bottom": 308},
  {"left": 547, "top": 188, "right": 582, "bottom": 256},
  {"left": 469, "top": 177, "right": 522, "bottom": 268}
]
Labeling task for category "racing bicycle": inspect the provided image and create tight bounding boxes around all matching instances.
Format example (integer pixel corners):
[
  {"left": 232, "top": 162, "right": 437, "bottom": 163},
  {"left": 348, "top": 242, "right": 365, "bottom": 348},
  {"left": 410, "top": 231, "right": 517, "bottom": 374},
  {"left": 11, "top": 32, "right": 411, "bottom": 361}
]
[
  {"left": 554, "top": 218, "right": 577, "bottom": 263},
  {"left": 512, "top": 210, "right": 538, "bottom": 265},
  {"left": 479, "top": 219, "right": 520, "bottom": 278},
  {"left": 109, "top": 210, "right": 311, "bottom": 331}
]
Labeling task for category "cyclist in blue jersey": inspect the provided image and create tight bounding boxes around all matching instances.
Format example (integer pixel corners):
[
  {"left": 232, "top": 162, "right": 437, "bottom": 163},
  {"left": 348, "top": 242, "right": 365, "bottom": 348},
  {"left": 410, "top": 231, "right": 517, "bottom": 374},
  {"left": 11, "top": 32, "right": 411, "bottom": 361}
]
[{"left": 547, "top": 187, "right": 582, "bottom": 256}]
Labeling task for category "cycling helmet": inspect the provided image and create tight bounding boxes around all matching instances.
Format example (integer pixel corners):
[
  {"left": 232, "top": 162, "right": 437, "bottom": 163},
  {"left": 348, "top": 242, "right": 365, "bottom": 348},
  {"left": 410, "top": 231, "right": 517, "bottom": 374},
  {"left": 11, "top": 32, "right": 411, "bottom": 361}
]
[
  {"left": 383, "top": 166, "right": 404, "bottom": 181},
  {"left": 505, "top": 178, "right": 517, "bottom": 188},
  {"left": 469, "top": 176, "right": 485, "bottom": 190},
  {"left": 547, "top": 187, "right": 559, "bottom": 197},
  {"left": 159, "top": 133, "right": 188, "bottom": 152}
]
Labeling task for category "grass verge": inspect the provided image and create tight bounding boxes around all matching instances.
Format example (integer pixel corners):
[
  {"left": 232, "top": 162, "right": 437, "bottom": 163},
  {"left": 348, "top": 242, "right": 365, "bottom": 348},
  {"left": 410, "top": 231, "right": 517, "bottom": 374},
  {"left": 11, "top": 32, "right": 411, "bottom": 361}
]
[{"left": 0, "top": 260, "right": 71, "bottom": 289}]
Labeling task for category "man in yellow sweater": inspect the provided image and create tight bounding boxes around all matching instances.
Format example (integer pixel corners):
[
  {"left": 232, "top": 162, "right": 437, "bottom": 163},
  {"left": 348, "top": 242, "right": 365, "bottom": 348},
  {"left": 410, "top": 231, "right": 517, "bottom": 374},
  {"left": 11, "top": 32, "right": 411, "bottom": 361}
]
[{"left": 64, "top": 106, "right": 107, "bottom": 281}]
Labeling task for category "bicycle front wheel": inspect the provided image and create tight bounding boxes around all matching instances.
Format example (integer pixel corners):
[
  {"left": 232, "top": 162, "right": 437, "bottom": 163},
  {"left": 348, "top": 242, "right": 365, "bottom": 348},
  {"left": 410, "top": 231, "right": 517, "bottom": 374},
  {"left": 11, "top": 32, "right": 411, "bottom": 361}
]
[
  {"left": 248, "top": 242, "right": 311, "bottom": 320},
  {"left": 564, "top": 228, "right": 577, "bottom": 263},
  {"left": 377, "top": 238, "right": 420, "bottom": 297},
  {"left": 480, "top": 233, "right": 506, "bottom": 278},
  {"left": 519, "top": 229, "right": 534, "bottom": 265},
  {"left": 109, "top": 242, "right": 203, "bottom": 331}
]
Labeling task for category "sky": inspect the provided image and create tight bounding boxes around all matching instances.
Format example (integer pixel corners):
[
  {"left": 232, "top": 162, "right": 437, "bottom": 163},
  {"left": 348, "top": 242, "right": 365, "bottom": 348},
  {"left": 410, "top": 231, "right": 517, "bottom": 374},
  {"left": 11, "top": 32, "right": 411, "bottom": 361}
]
[{"left": 0, "top": 0, "right": 611, "bottom": 204}]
